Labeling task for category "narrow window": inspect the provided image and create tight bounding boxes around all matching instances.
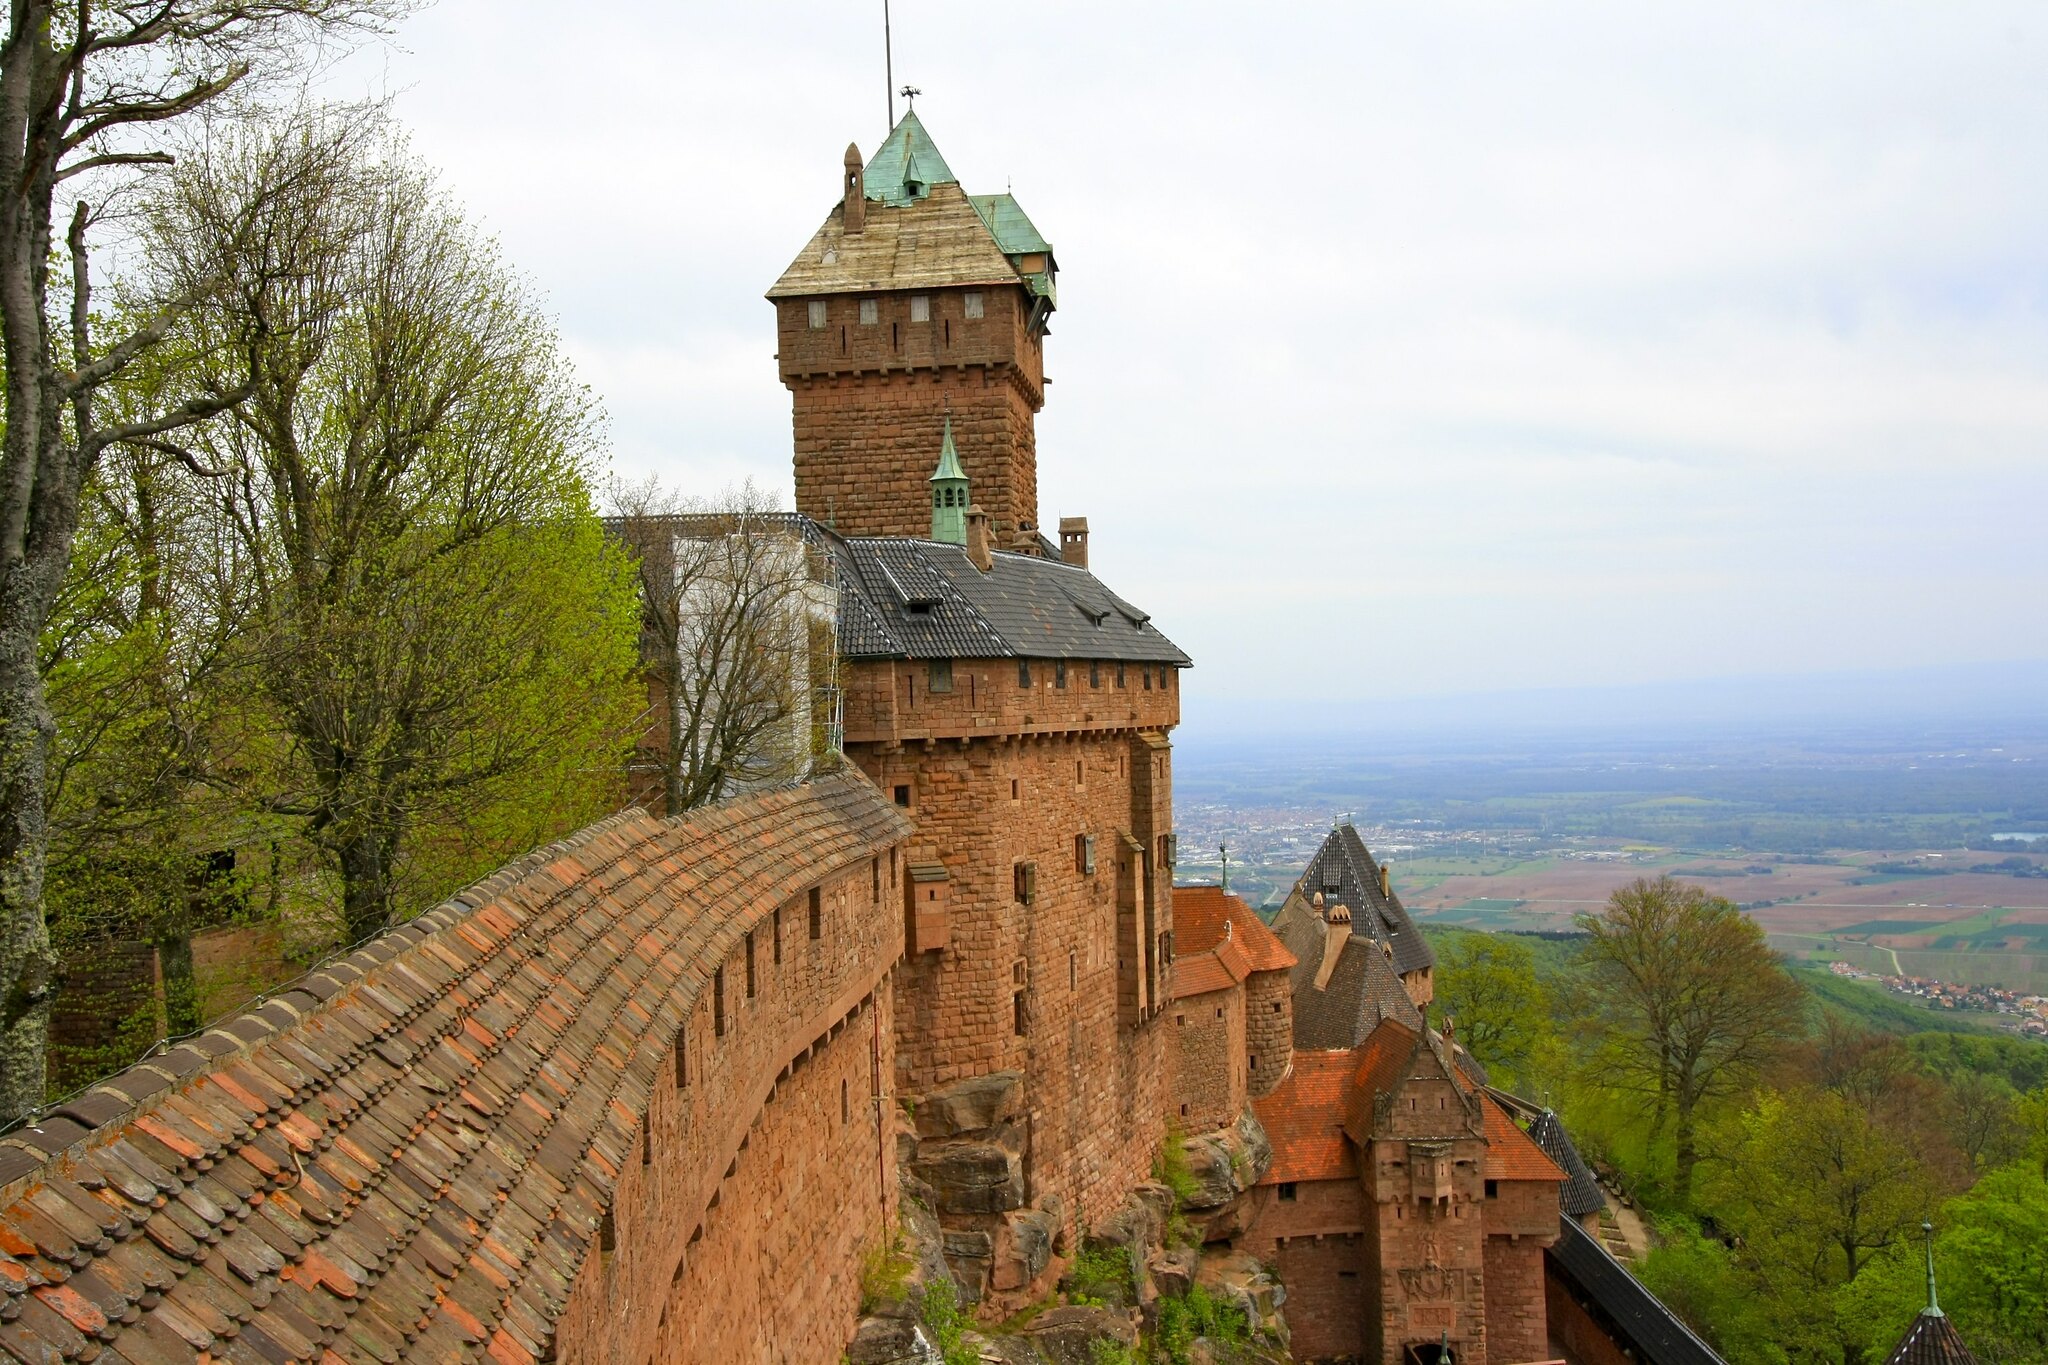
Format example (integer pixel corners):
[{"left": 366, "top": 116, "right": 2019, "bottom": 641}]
[
  {"left": 1216, "top": 1006, "right": 1224, "bottom": 1020},
  {"left": 872, "top": 856, "right": 881, "bottom": 903},
  {"left": 1090, "top": 662, "right": 1101, "bottom": 688},
  {"left": 1014, "top": 863, "right": 1035, "bottom": 904},
  {"left": 1485, "top": 1180, "right": 1499, "bottom": 1199},
  {"left": 772, "top": 906, "right": 783, "bottom": 964},
  {"left": 600, "top": 1210, "right": 617, "bottom": 1252},
  {"left": 963, "top": 291, "right": 984, "bottom": 318},
  {"left": 859, "top": 298, "right": 878, "bottom": 325},
  {"left": 642, "top": 1126, "right": 652, "bottom": 1166},
  {"left": 1143, "top": 666, "right": 1152, "bottom": 691},
  {"left": 1162, "top": 668, "right": 1173, "bottom": 690},
  {"left": 675, "top": 1024, "right": 688, "bottom": 1087},
  {"left": 1013, "top": 990, "right": 1028, "bottom": 1036},
  {"left": 1250, "top": 1055, "right": 1258, "bottom": 1070},
  {"left": 1279, "top": 1182, "right": 1298, "bottom": 1202},
  {"left": 1116, "top": 663, "right": 1126, "bottom": 689},
  {"left": 1054, "top": 659, "right": 1066, "bottom": 689},
  {"left": 745, "top": 931, "right": 757, "bottom": 998},
  {"left": 928, "top": 659, "right": 953, "bottom": 693},
  {"left": 944, "top": 318, "right": 951, "bottom": 345},
  {"left": 1010, "top": 777, "right": 1020, "bottom": 801},
  {"left": 893, "top": 784, "right": 911, "bottom": 808},
  {"left": 842, "top": 1078, "right": 851, "bottom": 1123},
  {"left": 840, "top": 325, "right": 847, "bottom": 354},
  {"left": 910, "top": 295, "right": 930, "bottom": 322},
  {"left": 1076, "top": 834, "right": 1095, "bottom": 875},
  {"left": 1069, "top": 951, "right": 1077, "bottom": 990},
  {"left": 714, "top": 967, "right": 727, "bottom": 1036},
  {"left": 906, "top": 672, "right": 915, "bottom": 705},
  {"left": 807, "top": 300, "right": 827, "bottom": 329},
  {"left": 809, "top": 886, "right": 823, "bottom": 940},
  {"left": 1018, "top": 660, "right": 1032, "bottom": 687},
  {"left": 891, "top": 321, "right": 899, "bottom": 349}
]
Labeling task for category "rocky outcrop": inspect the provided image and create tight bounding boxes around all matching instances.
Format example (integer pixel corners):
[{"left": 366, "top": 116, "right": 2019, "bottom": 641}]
[
  {"left": 845, "top": 1316, "right": 943, "bottom": 1365},
  {"left": 1020, "top": 1305, "right": 1141, "bottom": 1365},
  {"left": 994, "top": 1202, "right": 1061, "bottom": 1291},
  {"left": 1180, "top": 1109, "right": 1274, "bottom": 1211},
  {"left": 1196, "top": 1247, "right": 1291, "bottom": 1347},
  {"left": 913, "top": 1069, "right": 1026, "bottom": 1138},
  {"left": 913, "top": 1127, "right": 1027, "bottom": 1215}
]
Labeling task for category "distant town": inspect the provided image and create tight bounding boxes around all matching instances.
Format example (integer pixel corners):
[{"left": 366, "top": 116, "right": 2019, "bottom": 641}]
[{"left": 1827, "top": 961, "right": 2048, "bottom": 1038}]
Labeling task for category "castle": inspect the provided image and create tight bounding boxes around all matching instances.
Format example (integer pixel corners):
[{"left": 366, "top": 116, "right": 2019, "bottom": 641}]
[{"left": 0, "top": 112, "right": 1776, "bottom": 1365}]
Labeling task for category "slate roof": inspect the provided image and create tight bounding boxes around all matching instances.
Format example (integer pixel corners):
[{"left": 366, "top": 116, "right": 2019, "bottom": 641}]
[
  {"left": 0, "top": 770, "right": 909, "bottom": 1365},
  {"left": 1884, "top": 1313, "right": 1979, "bottom": 1365},
  {"left": 1300, "top": 826, "right": 1433, "bottom": 976},
  {"left": 826, "top": 534, "right": 1190, "bottom": 665},
  {"left": 1529, "top": 1110, "right": 1607, "bottom": 1219},
  {"left": 1549, "top": 1215, "right": 1728, "bottom": 1365},
  {"left": 1277, "top": 908, "right": 1422, "bottom": 1051},
  {"left": 1250, "top": 1052, "right": 1359, "bottom": 1185}
]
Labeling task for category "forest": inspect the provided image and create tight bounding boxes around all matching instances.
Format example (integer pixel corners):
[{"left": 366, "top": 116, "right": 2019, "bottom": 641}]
[{"left": 1427, "top": 886, "right": 2048, "bottom": 1365}]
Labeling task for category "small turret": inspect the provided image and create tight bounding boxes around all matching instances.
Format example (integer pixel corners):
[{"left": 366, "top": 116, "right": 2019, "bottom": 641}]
[{"left": 930, "top": 417, "right": 968, "bottom": 544}]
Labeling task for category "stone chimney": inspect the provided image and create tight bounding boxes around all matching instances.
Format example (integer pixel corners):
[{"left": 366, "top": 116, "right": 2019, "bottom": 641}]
[
  {"left": 965, "top": 504, "right": 993, "bottom": 572},
  {"left": 1313, "top": 902, "right": 1351, "bottom": 992},
  {"left": 843, "top": 143, "right": 865, "bottom": 234},
  {"left": 1379, "top": 862, "right": 1391, "bottom": 898},
  {"left": 1059, "top": 516, "right": 1089, "bottom": 569}
]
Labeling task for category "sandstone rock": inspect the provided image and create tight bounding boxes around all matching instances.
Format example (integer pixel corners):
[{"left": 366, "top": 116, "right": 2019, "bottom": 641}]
[
  {"left": 847, "top": 1316, "right": 943, "bottom": 1364},
  {"left": 912, "top": 1070, "right": 1025, "bottom": 1138},
  {"left": 1130, "top": 1181, "right": 1175, "bottom": 1228},
  {"left": 913, "top": 1138, "right": 1026, "bottom": 1215},
  {"left": 1195, "top": 1248, "right": 1285, "bottom": 1333},
  {"left": 1146, "top": 1245, "right": 1197, "bottom": 1300},
  {"left": 993, "top": 1205, "right": 1058, "bottom": 1291},
  {"left": 1092, "top": 1202, "right": 1155, "bottom": 1254},
  {"left": 943, "top": 1230, "right": 994, "bottom": 1304},
  {"left": 1179, "top": 1111, "right": 1275, "bottom": 1211},
  {"left": 1020, "top": 1305, "right": 1139, "bottom": 1365}
]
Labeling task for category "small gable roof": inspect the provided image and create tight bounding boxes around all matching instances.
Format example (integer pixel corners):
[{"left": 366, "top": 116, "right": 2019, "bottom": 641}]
[
  {"left": 1251, "top": 1051, "right": 1359, "bottom": 1184},
  {"left": 1171, "top": 887, "right": 1296, "bottom": 974}
]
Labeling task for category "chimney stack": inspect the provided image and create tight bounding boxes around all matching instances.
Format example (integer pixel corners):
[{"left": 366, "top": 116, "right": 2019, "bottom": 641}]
[
  {"left": 1059, "top": 516, "right": 1090, "bottom": 569},
  {"left": 965, "top": 504, "right": 993, "bottom": 572},
  {"left": 843, "top": 143, "right": 866, "bottom": 234},
  {"left": 1379, "top": 862, "right": 1391, "bottom": 898}
]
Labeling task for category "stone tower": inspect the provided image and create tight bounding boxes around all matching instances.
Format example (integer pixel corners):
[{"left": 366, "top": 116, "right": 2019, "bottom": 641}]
[{"left": 768, "top": 111, "right": 1056, "bottom": 541}]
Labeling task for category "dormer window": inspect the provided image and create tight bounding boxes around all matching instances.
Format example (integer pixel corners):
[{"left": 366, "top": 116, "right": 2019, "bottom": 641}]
[
  {"left": 910, "top": 295, "right": 930, "bottom": 322},
  {"left": 859, "top": 299, "right": 879, "bottom": 325},
  {"left": 963, "top": 291, "right": 984, "bottom": 319},
  {"left": 807, "top": 301, "right": 827, "bottom": 329}
]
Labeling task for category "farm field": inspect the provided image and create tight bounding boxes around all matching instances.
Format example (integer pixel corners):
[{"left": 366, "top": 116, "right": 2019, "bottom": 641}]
[{"left": 1402, "top": 850, "right": 2048, "bottom": 992}]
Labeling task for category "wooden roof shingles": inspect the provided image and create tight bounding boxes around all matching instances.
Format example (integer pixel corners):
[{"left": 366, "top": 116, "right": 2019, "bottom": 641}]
[{"left": 0, "top": 769, "right": 908, "bottom": 1364}]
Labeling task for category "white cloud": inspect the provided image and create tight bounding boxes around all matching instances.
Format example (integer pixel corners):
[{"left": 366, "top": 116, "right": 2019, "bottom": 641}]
[{"left": 321, "top": 1, "right": 2048, "bottom": 704}]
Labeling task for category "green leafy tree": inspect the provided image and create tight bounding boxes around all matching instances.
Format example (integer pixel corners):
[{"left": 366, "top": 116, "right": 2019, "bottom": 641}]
[
  {"left": 1574, "top": 876, "right": 1807, "bottom": 1202},
  {"left": 134, "top": 112, "right": 641, "bottom": 943},
  {"left": 0, "top": 0, "right": 407, "bottom": 1120},
  {"left": 1635, "top": 1216, "right": 1787, "bottom": 1365},
  {"left": 1435, "top": 930, "right": 1548, "bottom": 1082}
]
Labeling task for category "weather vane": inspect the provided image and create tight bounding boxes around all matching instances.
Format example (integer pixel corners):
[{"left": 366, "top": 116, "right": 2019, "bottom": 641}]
[{"left": 900, "top": 84, "right": 921, "bottom": 110}]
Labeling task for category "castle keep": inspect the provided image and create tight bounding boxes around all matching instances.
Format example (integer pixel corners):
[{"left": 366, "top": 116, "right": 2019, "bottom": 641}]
[{"left": 0, "top": 112, "right": 1735, "bottom": 1365}]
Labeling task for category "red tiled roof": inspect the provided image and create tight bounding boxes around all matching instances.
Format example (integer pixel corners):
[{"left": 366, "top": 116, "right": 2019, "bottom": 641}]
[
  {"left": 1252, "top": 1051, "right": 1361, "bottom": 1183},
  {"left": 1341, "top": 1018, "right": 1421, "bottom": 1137},
  {"left": 1171, "top": 933, "right": 1259, "bottom": 1001},
  {"left": 1481, "top": 1096, "right": 1566, "bottom": 1183},
  {"left": 1171, "top": 887, "right": 1296, "bottom": 973},
  {"left": 0, "top": 770, "right": 909, "bottom": 1365}
]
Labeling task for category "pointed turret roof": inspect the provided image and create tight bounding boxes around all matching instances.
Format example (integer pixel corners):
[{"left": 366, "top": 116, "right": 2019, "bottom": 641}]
[
  {"left": 1884, "top": 1225, "right": 1980, "bottom": 1365},
  {"left": 930, "top": 416, "right": 966, "bottom": 483},
  {"left": 865, "top": 111, "right": 957, "bottom": 205}
]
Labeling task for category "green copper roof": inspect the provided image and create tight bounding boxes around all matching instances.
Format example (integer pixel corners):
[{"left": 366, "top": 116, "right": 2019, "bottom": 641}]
[
  {"left": 865, "top": 111, "right": 957, "bottom": 206},
  {"left": 929, "top": 416, "right": 966, "bottom": 483},
  {"left": 967, "top": 194, "right": 1051, "bottom": 255}
]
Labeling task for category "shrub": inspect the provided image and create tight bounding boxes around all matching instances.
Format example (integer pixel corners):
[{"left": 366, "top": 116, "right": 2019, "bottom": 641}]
[
  {"left": 918, "top": 1276, "right": 979, "bottom": 1365},
  {"left": 1155, "top": 1283, "right": 1250, "bottom": 1365},
  {"left": 857, "top": 1227, "right": 914, "bottom": 1315},
  {"left": 1062, "top": 1241, "right": 1138, "bottom": 1308}
]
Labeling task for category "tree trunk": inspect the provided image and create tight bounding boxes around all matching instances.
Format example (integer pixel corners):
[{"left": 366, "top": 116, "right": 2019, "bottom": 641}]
[
  {"left": 1674, "top": 1095, "right": 1698, "bottom": 1204},
  {"left": 338, "top": 829, "right": 399, "bottom": 945},
  {"left": 0, "top": 618, "right": 57, "bottom": 1119},
  {"left": 155, "top": 924, "right": 200, "bottom": 1037}
]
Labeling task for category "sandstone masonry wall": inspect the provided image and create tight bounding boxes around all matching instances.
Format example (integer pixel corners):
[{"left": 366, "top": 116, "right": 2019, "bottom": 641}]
[
  {"left": 1271, "top": 1234, "right": 1369, "bottom": 1363},
  {"left": 556, "top": 845, "right": 905, "bottom": 1364},
  {"left": 842, "top": 655, "right": 1181, "bottom": 748},
  {"left": 779, "top": 285, "right": 1044, "bottom": 540},
  {"left": 1170, "top": 984, "right": 1244, "bottom": 1133},
  {"left": 1545, "top": 1262, "right": 1635, "bottom": 1365},
  {"left": 1482, "top": 1232, "right": 1549, "bottom": 1365}
]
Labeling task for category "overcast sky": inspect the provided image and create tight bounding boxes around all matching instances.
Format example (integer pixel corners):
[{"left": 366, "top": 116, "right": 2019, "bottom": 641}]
[{"left": 330, "top": 3, "right": 2048, "bottom": 711}]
